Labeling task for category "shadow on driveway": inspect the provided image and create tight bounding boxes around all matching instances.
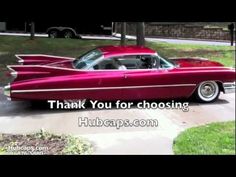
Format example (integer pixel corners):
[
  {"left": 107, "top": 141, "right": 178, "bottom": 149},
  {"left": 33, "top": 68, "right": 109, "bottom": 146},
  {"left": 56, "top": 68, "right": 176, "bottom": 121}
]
[{"left": 0, "top": 95, "right": 230, "bottom": 118}]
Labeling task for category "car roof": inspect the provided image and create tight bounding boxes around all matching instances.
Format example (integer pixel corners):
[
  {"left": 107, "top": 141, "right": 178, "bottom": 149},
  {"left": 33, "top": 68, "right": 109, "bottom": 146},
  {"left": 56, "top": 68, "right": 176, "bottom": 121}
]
[{"left": 98, "top": 45, "right": 156, "bottom": 58}]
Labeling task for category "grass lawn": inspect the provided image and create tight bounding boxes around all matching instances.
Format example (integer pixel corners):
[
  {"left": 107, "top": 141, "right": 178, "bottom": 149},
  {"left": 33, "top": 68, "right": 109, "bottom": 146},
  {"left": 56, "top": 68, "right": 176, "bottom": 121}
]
[
  {"left": 0, "top": 35, "right": 235, "bottom": 85},
  {"left": 173, "top": 121, "right": 235, "bottom": 155}
]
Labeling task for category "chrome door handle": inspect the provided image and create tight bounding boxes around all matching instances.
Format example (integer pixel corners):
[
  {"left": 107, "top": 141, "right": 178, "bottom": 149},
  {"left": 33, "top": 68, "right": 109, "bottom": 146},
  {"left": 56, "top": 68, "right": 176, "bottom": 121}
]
[{"left": 124, "top": 74, "right": 128, "bottom": 79}]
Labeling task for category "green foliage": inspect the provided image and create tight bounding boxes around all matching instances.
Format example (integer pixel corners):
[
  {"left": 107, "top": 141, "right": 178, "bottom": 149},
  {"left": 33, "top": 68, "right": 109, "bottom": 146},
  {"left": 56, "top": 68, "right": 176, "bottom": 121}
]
[
  {"left": 34, "top": 128, "right": 51, "bottom": 140},
  {"left": 62, "top": 135, "right": 93, "bottom": 155},
  {"left": 173, "top": 121, "right": 235, "bottom": 155},
  {"left": 0, "top": 147, "right": 6, "bottom": 154},
  {"left": 147, "top": 42, "right": 235, "bottom": 67}
]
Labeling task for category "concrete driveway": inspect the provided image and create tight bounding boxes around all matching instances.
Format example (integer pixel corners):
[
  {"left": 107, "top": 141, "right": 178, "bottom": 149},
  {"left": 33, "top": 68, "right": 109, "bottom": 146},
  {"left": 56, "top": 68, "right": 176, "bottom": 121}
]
[{"left": 0, "top": 88, "right": 235, "bottom": 154}]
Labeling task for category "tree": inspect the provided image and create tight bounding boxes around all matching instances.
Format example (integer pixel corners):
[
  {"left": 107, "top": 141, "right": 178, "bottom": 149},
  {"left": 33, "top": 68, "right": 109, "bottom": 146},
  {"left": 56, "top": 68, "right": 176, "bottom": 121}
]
[
  {"left": 30, "top": 22, "right": 35, "bottom": 40},
  {"left": 120, "top": 22, "right": 126, "bottom": 46},
  {"left": 228, "top": 22, "right": 235, "bottom": 46},
  {"left": 136, "top": 22, "right": 145, "bottom": 46}
]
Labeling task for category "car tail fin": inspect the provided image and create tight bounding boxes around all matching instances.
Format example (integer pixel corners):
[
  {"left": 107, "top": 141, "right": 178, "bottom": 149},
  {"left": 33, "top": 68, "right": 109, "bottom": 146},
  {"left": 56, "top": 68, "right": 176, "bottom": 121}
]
[
  {"left": 7, "top": 65, "right": 80, "bottom": 82},
  {"left": 15, "top": 54, "right": 74, "bottom": 65}
]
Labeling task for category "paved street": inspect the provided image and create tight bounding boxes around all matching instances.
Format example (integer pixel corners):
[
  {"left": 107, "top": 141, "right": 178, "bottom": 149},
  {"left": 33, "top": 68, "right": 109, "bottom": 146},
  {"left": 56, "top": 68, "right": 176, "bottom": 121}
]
[
  {"left": 114, "top": 33, "right": 235, "bottom": 46},
  {"left": 0, "top": 32, "right": 234, "bottom": 45},
  {"left": 145, "top": 37, "right": 234, "bottom": 46},
  {"left": 0, "top": 87, "right": 234, "bottom": 154}
]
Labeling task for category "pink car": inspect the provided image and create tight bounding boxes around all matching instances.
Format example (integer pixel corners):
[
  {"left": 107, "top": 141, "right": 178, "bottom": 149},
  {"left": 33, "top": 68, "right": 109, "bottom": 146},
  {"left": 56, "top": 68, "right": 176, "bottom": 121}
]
[{"left": 3, "top": 45, "right": 235, "bottom": 103}]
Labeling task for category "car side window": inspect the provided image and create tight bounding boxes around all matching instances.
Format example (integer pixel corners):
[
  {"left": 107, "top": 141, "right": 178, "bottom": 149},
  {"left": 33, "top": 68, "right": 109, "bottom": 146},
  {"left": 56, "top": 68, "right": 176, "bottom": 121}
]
[
  {"left": 115, "top": 55, "right": 139, "bottom": 69},
  {"left": 92, "top": 55, "right": 140, "bottom": 70},
  {"left": 93, "top": 59, "right": 118, "bottom": 70},
  {"left": 116, "top": 55, "right": 158, "bottom": 69},
  {"left": 91, "top": 55, "right": 159, "bottom": 70}
]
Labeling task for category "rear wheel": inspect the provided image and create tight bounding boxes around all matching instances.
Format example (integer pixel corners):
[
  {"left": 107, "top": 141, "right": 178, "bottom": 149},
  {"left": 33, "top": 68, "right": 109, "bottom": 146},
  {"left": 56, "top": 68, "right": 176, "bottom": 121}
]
[{"left": 195, "top": 81, "right": 220, "bottom": 103}]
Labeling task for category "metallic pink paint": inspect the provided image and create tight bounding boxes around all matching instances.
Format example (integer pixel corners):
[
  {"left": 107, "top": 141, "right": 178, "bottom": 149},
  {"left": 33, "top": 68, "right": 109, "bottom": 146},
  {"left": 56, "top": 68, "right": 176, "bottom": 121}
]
[
  {"left": 171, "top": 58, "right": 224, "bottom": 67},
  {"left": 16, "top": 55, "right": 74, "bottom": 65},
  {"left": 99, "top": 45, "right": 156, "bottom": 58},
  {"left": 5, "top": 46, "right": 236, "bottom": 101}
]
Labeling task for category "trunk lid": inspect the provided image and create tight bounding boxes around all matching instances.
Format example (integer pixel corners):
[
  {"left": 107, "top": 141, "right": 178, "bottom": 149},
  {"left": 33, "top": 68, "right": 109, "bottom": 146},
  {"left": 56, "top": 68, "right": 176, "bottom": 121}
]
[{"left": 171, "top": 57, "right": 224, "bottom": 67}]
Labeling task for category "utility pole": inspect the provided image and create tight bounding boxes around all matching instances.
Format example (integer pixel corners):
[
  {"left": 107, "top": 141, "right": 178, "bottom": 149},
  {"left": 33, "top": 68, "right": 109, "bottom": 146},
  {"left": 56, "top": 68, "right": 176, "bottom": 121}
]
[
  {"left": 136, "top": 22, "right": 145, "bottom": 46},
  {"left": 30, "top": 22, "right": 35, "bottom": 40},
  {"left": 120, "top": 22, "right": 126, "bottom": 46}
]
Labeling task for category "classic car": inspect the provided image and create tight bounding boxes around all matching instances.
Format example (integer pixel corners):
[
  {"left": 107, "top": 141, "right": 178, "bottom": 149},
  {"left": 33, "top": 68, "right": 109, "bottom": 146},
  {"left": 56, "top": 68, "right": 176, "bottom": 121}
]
[{"left": 3, "top": 45, "right": 235, "bottom": 103}]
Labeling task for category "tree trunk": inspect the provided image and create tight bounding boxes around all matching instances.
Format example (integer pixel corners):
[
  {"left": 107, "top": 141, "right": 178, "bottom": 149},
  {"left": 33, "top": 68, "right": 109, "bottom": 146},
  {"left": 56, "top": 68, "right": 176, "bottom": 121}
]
[
  {"left": 120, "top": 22, "right": 126, "bottom": 46},
  {"left": 136, "top": 22, "right": 145, "bottom": 46},
  {"left": 30, "top": 22, "right": 35, "bottom": 40}
]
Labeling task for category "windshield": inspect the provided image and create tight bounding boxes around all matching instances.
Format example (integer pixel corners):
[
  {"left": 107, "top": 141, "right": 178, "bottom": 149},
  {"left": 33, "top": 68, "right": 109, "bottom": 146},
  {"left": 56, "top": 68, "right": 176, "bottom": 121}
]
[
  {"left": 157, "top": 54, "right": 176, "bottom": 68},
  {"left": 73, "top": 49, "right": 103, "bottom": 69}
]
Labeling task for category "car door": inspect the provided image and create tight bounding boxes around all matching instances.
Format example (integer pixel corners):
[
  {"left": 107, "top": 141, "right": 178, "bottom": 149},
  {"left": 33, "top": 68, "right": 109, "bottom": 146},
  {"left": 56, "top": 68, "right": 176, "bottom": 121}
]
[
  {"left": 85, "top": 58, "right": 126, "bottom": 101},
  {"left": 120, "top": 55, "right": 169, "bottom": 100},
  {"left": 118, "top": 55, "right": 175, "bottom": 100},
  {"left": 121, "top": 55, "right": 196, "bottom": 100}
]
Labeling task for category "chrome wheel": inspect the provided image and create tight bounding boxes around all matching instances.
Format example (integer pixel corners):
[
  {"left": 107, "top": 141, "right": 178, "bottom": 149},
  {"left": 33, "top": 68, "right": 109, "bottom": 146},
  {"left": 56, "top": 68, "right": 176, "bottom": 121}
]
[
  {"left": 49, "top": 31, "right": 58, "bottom": 38},
  {"left": 197, "top": 81, "right": 219, "bottom": 102},
  {"left": 64, "top": 31, "right": 73, "bottom": 38}
]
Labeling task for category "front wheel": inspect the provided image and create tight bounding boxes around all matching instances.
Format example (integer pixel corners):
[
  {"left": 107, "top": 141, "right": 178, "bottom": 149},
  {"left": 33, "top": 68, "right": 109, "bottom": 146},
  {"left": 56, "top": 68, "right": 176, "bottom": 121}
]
[
  {"left": 194, "top": 81, "right": 220, "bottom": 103},
  {"left": 63, "top": 30, "right": 74, "bottom": 38}
]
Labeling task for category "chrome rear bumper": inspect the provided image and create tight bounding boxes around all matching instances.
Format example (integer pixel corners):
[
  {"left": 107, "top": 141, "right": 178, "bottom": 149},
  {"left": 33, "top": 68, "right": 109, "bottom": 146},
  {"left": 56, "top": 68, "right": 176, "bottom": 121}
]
[
  {"left": 3, "top": 84, "right": 11, "bottom": 97},
  {"left": 18, "top": 59, "right": 24, "bottom": 65},
  {"left": 223, "top": 82, "right": 235, "bottom": 94}
]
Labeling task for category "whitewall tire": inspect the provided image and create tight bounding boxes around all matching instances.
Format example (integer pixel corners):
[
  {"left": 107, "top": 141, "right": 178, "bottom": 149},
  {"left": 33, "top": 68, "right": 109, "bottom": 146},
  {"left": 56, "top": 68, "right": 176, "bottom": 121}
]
[{"left": 195, "top": 81, "right": 220, "bottom": 103}]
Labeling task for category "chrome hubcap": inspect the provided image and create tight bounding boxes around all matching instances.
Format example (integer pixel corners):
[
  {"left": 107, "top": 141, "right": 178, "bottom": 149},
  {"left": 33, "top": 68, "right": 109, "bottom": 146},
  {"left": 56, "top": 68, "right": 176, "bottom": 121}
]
[
  {"left": 64, "top": 32, "right": 72, "bottom": 38},
  {"left": 200, "top": 83, "right": 216, "bottom": 98},
  {"left": 50, "top": 32, "right": 57, "bottom": 38}
]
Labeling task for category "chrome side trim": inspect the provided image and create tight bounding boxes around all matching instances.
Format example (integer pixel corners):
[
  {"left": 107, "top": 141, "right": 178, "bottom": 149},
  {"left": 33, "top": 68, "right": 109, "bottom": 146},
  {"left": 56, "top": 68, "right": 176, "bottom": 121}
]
[
  {"left": 223, "top": 82, "right": 235, "bottom": 94},
  {"left": 7, "top": 64, "right": 234, "bottom": 73},
  {"left": 11, "top": 84, "right": 196, "bottom": 93},
  {"left": 15, "top": 54, "right": 75, "bottom": 60}
]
